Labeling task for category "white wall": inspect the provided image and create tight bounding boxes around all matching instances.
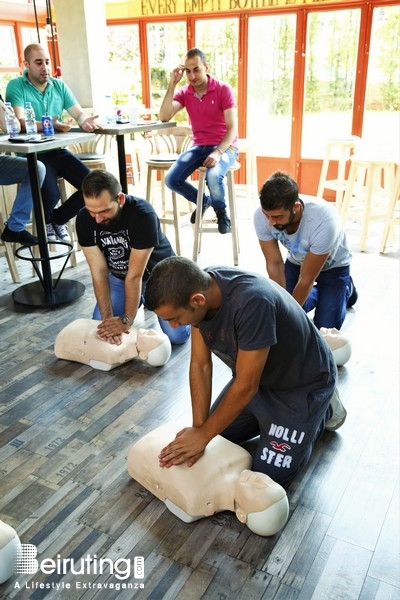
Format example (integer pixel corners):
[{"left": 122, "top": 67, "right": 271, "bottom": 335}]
[{"left": 52, "top": 0, "right": 109, "bottom": 111}]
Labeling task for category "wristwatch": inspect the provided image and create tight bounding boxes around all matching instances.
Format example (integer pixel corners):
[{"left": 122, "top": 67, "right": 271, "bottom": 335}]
[{"left": 120, "top": 314, "right": 133, "bottom": 326}]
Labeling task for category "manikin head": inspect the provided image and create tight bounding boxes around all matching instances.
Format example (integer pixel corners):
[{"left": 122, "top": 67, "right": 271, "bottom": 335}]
[
  {"left": 0, "top": 520, "right": 22, "bottom": 584},
  {"left": 234, "top": 470, "right": 289, "bottom": 536},
  {"left": 320, "top": 327, "right": 352, "bottom": 366},
  {"left": 136, "top": 328, "right": 171, "bottom": 366}
]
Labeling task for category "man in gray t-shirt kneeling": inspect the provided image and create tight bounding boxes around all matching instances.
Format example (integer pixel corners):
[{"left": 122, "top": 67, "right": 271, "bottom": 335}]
[{"left": 253, "top": 171, "right": 357, "bottom": 330}]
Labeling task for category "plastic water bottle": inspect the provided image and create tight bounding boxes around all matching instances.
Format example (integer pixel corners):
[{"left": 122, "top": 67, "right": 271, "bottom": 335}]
[
  {"left": 104, "top": 95, "right": 116, "bottom": 125},
  {"left": 128, "top": 94, "right": 139, "bottom": 125},
  {"left": 4, "top": 102, "right": 19, "bottom": 138},
  {"left": 24, "top": 101, "right": 37, "bottom": 135}
]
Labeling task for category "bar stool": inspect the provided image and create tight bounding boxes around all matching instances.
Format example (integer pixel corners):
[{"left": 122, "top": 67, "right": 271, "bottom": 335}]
[
  {"left": 317, "top": 136, "right": 360, "bottom": 210},
  {"left": 145, "top": 126, "right": 193, "bottom": 255},
  {"left": 340, "top": 154, "right": 396, "bottom": 251},
  {"left": 146, "top": 158, "right": 186, "bottom": 255},
  {"left": 380, "top": 166, "right": 400, "bottom": 253},
  {"left": 192, "top": 163, "right": 240, "bottom": 265},
  {"left": 68, "top": 134, "right": 115, "bottom": 171},
  {"left": 126, "top": 135, "right": 148, "bottom": 194}
]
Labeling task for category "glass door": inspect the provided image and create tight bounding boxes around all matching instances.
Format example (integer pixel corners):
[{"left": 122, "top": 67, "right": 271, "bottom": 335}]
[
  {"left": 247, "top": 13, "right": 296, "bottom": 158},
  {"left": 195, "top": 18, "right": 239, "bottom": 101},
  {"left": 147, "top": 21, "right": 187, "bottom": 113},
  {"left": 107, "top": 24, "right": 141, "bottom": 104},
  {"left": 363, "top": 4, "right": 400, "bottom": 159},
  {"left": 301, "top": 9, "right": 361, "bottom": 158}
]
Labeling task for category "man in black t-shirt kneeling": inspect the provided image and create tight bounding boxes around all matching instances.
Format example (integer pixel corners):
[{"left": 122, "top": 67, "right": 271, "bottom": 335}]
[{"left": 76, "top": 169, "right": 190, "bottom": 346}]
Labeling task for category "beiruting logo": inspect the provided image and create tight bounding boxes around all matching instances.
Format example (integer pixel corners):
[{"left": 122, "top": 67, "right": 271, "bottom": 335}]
[{"left": 12, "top": 544, "right": 144, "bottom": 591}]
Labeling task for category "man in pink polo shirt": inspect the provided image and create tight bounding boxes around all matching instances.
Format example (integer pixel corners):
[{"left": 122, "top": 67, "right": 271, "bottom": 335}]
[{"left": 159, "top": 48, "right": 238, "bottom": 234}]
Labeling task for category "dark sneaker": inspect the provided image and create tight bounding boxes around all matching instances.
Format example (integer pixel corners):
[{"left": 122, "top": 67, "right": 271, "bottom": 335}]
[
  {"left": 53, "top": 223, "right": 71, "bottom": 243},
  {"left": 1, "top": 224, "right": 38, "bottom": 245},
  {"left": 216, "top": 210, "right": 231, "bottom": 234},
  {"left": 190, "top": 200, "right": 211, "bottom": 224},
  {"left": 46, "top": 223, "right": 57, "bottom": 242},
  {"left": 347, "top": 276, "right": 358, "bottom": 307}
]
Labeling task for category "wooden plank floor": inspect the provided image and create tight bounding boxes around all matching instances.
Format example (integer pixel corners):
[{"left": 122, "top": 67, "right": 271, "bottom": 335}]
[{"left": 0, "top": 205, "right": 399, "bottom": 600}]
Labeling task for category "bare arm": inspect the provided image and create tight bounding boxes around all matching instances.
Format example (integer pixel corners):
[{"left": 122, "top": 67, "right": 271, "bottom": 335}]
[
  {"left": 158, "top": 65, "right": 185, "bottom": 122},
  {"left": 291, "top": 251, "right": 330, "bottom": 307},
  {"left": 216, "top": 106, "right": 238, "bottom": 153},
  {"left": 189, "top": 327, "right": 214, "bottom": 427},
  {"left": 94, "top": 247, "right": 154, "bottom": 344},
  {"left": 203, "top": 346, "right": 269, "bottom": 438},
  {"left": 159, "top": 326, "right": 214, "bottom": 467},
  {"left": 10, "top": 99, "right": 102, "bottom": 134},
  {"left": 258, "top": 239, "right": 286, "bottom": 288},
  {"left": 159, "top": 345, "right": 270, "bottom": 467},
  {"left": 82, "top": 244, "right": 113, "bottom": 319},
  {"left": 64, "top": 103, "right": 103, "bottom": 133},
  {"left": 12, "top": 102, "right": 61, "bottom": 134},
  {"left": 203, "top": 106, "right": 238, "bottom": 168},
  {"left": 123, "top": 247, "right": 153, "bottom": 321}
]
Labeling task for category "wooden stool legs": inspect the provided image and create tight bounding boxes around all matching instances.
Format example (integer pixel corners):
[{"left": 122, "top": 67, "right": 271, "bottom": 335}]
[
  {"left": 192, "top": 167, "right": 207, "bottom": 261},
  {"left": 192, "top": 165, "right": 240, "bottom": 266},
  {"left": 317, "top": 137, "right": 360, "bottom": 210},
  {"left": 146, "top": 164, "right": 182, "bottom": 256},
  {"left": 341, "top": 156, "right": 396, "bottom": 251},
  {"left": 380, "top": 167, "right": 400, "bottom": 253}
]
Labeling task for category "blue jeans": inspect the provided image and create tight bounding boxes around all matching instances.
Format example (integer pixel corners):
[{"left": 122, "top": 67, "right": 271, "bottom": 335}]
[
  {"left": 92, "top": 272, "right": 190, "bottom": 345},
  {"left": 285, "top": 260, "right": 352, "bottom": 329},
  {"left": 0, "top": 155, "right": 46, "bottom": 232},
  {"left": 37, "top": 149, "right": 90, "bottom": 224},
  {"left": 165, "top": 144, "right": 238, "bottom": 212}
]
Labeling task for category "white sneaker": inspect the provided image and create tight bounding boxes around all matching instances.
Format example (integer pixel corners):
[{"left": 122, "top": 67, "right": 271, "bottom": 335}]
[
  {"left": 53, "top": 223, "right": 71, "bottom": 243},
  {"left": 46, "top": 223, "right": 57, "bottom": 242},
  {"left": 325, "top": 388, "right": 347, "bottom": 431}
]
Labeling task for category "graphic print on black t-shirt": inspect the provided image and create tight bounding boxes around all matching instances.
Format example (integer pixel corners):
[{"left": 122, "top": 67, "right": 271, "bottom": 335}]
[
  {"left": 76, "top": 196, "right": 175, "bottom": 281},
  {"left": 99, "top": 228, "right": 131, "bottom": 279}
]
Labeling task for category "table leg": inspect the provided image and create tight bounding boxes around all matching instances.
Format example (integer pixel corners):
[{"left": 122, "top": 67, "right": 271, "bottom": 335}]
[
  {"left": 12, "top": 153, "right": 85, "bottom": 308},
  {"left": 116, "top": 135, "right": 128, "bottom": 193},
  {"left": 28, "top": 153, "right": 53, "bottom": 294}
]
